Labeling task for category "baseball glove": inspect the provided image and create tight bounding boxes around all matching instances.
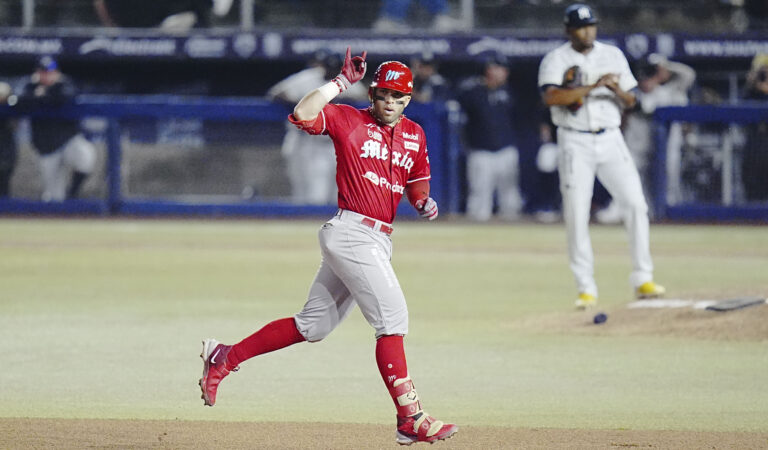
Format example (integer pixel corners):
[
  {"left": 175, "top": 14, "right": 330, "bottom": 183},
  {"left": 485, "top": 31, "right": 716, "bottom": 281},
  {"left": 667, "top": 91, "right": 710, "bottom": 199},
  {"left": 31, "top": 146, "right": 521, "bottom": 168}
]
[{"left": 562, "top": 65, "right": 584, "bottom": 113}]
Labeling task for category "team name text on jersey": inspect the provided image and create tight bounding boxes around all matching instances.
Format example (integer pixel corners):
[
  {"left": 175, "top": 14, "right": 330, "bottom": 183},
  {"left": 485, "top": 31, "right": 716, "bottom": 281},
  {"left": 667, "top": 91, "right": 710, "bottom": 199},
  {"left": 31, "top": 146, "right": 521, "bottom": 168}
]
[{"left": 360, "top": 139, "right": 389, "bottom": 160}]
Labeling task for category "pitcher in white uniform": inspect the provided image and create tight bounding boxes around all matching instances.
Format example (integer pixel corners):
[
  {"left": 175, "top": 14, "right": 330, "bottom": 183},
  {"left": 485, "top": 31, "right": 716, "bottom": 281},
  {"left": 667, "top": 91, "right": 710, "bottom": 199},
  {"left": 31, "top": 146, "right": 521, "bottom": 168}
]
[{"left": 537, "top": 3, "right": 666, "bottom": 308}]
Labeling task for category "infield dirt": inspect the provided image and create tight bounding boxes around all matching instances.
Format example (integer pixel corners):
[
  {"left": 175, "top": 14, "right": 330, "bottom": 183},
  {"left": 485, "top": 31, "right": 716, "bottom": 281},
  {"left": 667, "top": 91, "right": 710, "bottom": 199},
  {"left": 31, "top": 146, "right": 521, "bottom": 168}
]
[{"left": 3, "top": 418, "right": 768, "bottom": 449}]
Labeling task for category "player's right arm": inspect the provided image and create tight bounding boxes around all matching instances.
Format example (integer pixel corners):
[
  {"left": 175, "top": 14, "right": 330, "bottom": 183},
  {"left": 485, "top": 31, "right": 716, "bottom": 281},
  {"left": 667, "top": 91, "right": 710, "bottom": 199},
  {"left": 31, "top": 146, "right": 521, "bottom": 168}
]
[
  {"left": 293, "top": 47, "right": 367, "bottom": 121},
  {"left": 541, "top": 84, "right": 592, "bottom": 107},
  {"left": 540, "top": 76, "right": 614, "bottom": 107},
  {"left": 538, "top": 50, "right": 611, "bottom": 107}
]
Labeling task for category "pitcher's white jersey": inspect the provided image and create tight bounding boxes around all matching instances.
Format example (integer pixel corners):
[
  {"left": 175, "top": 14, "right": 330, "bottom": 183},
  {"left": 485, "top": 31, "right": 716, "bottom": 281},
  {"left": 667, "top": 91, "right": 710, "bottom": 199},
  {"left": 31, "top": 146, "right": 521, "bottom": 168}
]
[
  {"left": 537, "top": 39, "right": 657, "bottom": 301},
  {"left": 538, "top": 40, "right": 637, "bottom": 131}
]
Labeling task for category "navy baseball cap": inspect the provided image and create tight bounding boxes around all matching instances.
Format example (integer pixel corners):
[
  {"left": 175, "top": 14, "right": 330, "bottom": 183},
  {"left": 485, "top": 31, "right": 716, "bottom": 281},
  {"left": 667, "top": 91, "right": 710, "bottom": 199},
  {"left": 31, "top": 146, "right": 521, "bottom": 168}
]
[
  {"left": 36, "top": 55, "right": 58, "bottom": 71},
  {"left": 482, "top": 52, "right": 508, "bottom": 68},
  {"left": 564, "top": 3, "right": 598, "bottom": 28}
]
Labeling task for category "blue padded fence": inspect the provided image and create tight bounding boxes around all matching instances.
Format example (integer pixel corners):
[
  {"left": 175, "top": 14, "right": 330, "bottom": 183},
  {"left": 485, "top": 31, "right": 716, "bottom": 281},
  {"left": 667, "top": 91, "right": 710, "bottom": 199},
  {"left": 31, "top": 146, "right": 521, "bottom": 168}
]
[
  {"left": 0, "top": 95, "right": 460, "bottom": 218},
  {"left": 654, "top": 104, "right": 768, "bottom": 222}
]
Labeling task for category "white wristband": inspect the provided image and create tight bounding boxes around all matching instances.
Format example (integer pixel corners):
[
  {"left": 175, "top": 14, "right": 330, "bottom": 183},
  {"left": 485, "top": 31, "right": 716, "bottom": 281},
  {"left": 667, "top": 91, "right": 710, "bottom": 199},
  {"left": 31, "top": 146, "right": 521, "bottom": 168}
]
[{"left": 318, "top": 81, "right": 341, "bottom": 102}]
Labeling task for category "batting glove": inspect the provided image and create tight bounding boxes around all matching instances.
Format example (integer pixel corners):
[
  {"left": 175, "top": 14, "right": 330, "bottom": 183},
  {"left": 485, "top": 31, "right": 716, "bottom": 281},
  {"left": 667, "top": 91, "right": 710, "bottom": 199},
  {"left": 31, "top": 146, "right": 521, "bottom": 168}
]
[
  {"left": 415, "top": 197, "right": 438, "bottom": 221},
  {"left": 333, "top": 47, "right": 367, "bottom": 92}
]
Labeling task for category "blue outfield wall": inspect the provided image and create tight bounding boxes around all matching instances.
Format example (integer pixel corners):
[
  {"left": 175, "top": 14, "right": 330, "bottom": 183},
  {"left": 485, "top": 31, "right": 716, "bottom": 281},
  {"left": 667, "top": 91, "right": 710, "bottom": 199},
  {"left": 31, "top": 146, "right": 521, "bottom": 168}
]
[{"left": 0, "top": 95, "right": 460, "bottom": 218}]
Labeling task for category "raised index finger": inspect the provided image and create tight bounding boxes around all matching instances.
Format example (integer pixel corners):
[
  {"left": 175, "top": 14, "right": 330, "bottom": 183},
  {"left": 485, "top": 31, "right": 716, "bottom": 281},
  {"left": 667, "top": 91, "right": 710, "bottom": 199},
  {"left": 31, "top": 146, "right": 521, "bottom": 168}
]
[
  {"left": 345, "top": 46, "right": 351, "bottom": 61},
  {"left": 360, "top": 50, "right": 367, "bottom": 61}
]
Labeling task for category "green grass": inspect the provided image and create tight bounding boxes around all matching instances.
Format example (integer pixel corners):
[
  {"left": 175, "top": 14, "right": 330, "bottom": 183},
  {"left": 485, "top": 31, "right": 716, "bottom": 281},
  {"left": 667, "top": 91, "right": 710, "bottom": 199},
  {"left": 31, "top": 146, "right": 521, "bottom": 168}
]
[{"left": 1, "top": 218, "right": 767, "bottom": 431}]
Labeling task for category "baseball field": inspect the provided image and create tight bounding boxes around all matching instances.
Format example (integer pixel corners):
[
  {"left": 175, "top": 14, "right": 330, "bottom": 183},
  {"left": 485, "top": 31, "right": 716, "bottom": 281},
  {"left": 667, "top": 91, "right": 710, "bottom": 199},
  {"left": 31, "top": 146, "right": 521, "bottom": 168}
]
[{"left": 1, "top": 217, "right": 767, "bottom": 449}]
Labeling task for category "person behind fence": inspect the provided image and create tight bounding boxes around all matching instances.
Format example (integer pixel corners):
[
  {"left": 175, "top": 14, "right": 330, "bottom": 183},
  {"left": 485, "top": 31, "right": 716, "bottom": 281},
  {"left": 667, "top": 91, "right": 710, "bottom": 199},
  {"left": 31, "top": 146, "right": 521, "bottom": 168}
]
[
  {"left": 266, "top": 50, "right": 368, "bottom": 205},
  {"left": 532, "top": 113, "right": 562, "bottom": 223},
  {"left": 537, "top": 3, "right": 665, "bottom": 308},
  {"left": 740, "top": 53, "right": 768, "bottom": 201},
  {"left": 598, "top": 53, "right": 697, "bottom": 222},
  {"left": 0, "top": 81, "right": 17, "bottom": 198},
  {"left": 18, "top": 56, "right": 97, "bottom": 202},
  {"left": 457, "top": 53, "right": 523, "bottom": 221},
  {"left": 410, "top": 52, "right": 451, "bottom": 104}
]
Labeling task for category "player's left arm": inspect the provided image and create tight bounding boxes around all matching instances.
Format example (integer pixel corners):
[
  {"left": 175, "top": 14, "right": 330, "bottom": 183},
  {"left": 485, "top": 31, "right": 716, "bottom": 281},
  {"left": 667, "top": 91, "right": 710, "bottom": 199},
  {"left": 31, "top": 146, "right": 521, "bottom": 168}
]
[
  {"left": 406, "top": 179, "right": 437, "bottom": 221},
  {"left": 601, "top": 51, "right": 638, "bottom": 109},
  {"left": 405, "top": 136, "right": 437, "bottom": 220},
  {"left": 600, "top": 74, "right": 636, "bottom": 109},
  {"left": 597, "top": 73, "right": 637, "bottom": 109}
]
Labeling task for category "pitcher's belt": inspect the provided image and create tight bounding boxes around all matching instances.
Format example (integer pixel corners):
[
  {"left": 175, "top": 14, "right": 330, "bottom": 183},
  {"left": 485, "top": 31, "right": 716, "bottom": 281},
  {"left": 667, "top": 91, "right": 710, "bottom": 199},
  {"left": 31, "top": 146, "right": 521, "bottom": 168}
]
[
  {"left": 561, "top": 126, "right": 609, "bottom": 134},
  {"left": 336, "top": 209, "right": 393, "bottom": 235}
]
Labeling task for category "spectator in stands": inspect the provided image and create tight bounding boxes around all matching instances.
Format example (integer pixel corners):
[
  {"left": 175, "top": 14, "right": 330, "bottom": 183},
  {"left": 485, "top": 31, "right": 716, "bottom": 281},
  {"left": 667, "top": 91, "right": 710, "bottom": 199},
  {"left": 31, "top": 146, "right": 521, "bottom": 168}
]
[
  {"left": 410, "top": 52, "right": 451, "bottom": 103},
  {"left": 0, "top": 81, "right": 16, "bottom": 198},
  {"left": 17, "top": 56, "right": 97, "bottom": 202},
  {"left": 266, "top": 50, "right": 367, "bottom": 205},
  {"left": 740, "top": 53, "right": 768, "bottom": 201},
  {"left": 94, "top": 0, "right": 233, "bottom": 31},
  {"left": 372, "top": 0, "right": 466, "bottom": 32},
  {"left": 457, "top": 53, "right": 523, "bottom": 221},
  {"left": 598, "top": 53, "right": 696, "bottom": 222}
]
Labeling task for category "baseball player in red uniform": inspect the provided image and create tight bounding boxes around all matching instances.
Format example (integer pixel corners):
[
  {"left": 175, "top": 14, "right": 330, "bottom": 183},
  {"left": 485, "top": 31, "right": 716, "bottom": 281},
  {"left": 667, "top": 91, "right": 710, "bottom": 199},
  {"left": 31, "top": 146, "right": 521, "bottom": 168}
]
[{"left": 199, "top": 47, "right": 457, "bottom": 446}]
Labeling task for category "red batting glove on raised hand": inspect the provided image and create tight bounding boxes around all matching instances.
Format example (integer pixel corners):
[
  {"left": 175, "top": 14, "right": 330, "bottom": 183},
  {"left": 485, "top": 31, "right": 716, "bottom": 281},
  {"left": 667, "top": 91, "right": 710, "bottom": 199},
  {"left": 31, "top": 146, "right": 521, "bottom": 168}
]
[
  {"left": 333, "top": 47, "right": 367, "bottom": 92},
  {"left": 415, "top": 197, "right": 438, "bottom": 221}
]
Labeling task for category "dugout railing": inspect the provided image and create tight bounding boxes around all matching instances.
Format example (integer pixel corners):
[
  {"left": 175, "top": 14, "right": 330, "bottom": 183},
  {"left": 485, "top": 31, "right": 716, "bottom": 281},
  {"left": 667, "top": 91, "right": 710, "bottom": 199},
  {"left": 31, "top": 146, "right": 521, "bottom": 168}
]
[
  {"left": 0, "top": 95, "right": 461, "bottom": 218},
  {"left": 653, "top": 104, "right": 768, "bottom": 222}
]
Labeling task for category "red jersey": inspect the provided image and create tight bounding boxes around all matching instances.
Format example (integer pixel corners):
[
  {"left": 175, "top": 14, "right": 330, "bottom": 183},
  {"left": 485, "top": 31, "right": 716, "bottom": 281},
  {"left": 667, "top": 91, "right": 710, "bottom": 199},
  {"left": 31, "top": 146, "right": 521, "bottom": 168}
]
[{"left": 289, "top": 104, "right": 431, "bottom": 223}]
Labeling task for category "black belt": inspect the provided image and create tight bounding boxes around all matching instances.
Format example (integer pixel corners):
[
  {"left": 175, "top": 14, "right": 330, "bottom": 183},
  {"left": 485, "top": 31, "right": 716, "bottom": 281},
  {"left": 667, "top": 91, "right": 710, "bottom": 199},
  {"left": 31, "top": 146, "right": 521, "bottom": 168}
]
[{"left": 562, "top": 126, "right": 607, "bottom": 135}]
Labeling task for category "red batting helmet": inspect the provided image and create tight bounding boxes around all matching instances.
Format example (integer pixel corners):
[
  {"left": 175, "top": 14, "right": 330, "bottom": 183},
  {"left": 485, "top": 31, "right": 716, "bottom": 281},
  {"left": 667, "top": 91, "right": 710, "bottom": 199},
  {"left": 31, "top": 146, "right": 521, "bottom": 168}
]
[{"left": 370, "top": 61, "right": 413, "bottom": 95}]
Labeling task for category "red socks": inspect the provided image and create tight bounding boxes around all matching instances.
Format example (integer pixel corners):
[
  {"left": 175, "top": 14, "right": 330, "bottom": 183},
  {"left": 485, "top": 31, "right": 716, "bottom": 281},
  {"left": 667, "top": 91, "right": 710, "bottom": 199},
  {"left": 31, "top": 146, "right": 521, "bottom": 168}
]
[
  {"left": 377, "top": 335, "right": 423, "bottom": 417},
  {"left": 376, "top": 335, "right": 409, "bottom": 388},
  {"left": 229, "top": 328, "right": 415, "bottom": 417},
  {"left": 227, "top": 317, "right": 306, "bottom": 367}
]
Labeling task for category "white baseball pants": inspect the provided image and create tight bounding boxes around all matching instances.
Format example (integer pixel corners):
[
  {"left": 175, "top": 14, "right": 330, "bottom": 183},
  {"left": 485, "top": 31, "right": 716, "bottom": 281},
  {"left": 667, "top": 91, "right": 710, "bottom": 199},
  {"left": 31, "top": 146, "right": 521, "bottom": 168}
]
[
  {"left": 38, "top": 133, "right": 96, "bottom": 202},
  {"left": 557, "top": 128, "right": 654, "bottom": 296},
  {"left": 465, "top": 146, "right": 522, "bottom": 221},
  {"left": 281, "top": 126, "right": 337, "bottom": 205},
  {"left": 294, "top": 210, "right": 408, "bottom": 341}
]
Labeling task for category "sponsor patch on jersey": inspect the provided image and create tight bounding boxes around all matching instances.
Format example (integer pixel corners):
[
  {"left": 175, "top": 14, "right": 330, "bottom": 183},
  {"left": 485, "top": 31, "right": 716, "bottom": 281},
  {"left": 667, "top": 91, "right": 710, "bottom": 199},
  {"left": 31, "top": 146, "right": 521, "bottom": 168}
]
[
  {"left": 368, "top": 129, "right": 382, "bottom": 141},
  {"left": 402, "top": 132, "right": 419, "bottom": 140},
  {"left": 403, "top": 141, "right": 419, "bottom": 152},
  {"left": 363, "top": 171, "right": 380, "bottom": 185},
  {"left": 362, "top": 171, "right": 404, "bottom": 194}
]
